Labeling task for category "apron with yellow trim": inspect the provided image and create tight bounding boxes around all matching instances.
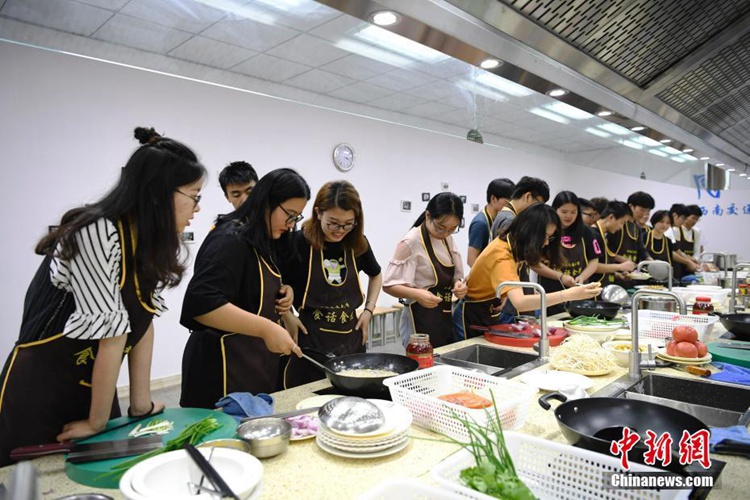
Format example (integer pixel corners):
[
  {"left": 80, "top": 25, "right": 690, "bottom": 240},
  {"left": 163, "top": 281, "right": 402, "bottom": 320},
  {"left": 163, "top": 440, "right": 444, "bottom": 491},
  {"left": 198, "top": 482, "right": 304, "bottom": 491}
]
[
  {"left": 680, "top": 226, "right": 695, "bottom": 259},
  {"left": 0, "top": 218, "right": 154, "bottom": 466},
  {"left": 646, "top": 231, "right": 672, "bottom": 265},
  {"left": 408, "top": 223, "right": 455, "bottom": 348},
  {"left": 180, "top": 250, "right": 281, "bottom": 409},
  {"left": 283, "top": 243, "right": 364, "bottom": 388},
  {"left": 539, "top": 233, "right": 589, "bottom": 315},
  {"left": 590, "top": 222, "right": 615, "bottom": 285},
  {"left": 612, "top": 221, "right": 642, "bottom": 288}
]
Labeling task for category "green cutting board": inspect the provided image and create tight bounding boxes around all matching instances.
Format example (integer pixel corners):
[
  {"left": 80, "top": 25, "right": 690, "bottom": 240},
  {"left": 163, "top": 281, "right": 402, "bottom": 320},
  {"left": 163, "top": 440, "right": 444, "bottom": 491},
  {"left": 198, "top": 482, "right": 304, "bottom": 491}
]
[
  {"left": 65, "top": 407, "right": 237, "bottom": 489},
  {"left": 708, "top": 341, "right": 750, "bottom": 369}
]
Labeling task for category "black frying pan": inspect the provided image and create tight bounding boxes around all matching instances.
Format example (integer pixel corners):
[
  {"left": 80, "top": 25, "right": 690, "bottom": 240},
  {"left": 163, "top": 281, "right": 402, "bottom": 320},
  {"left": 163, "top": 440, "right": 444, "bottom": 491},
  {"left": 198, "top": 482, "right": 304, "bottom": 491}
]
[
  {"left": 564, "top": 300, "right": 621, "bottom": 320},
  {"left": 718, "top": 313, "right": 750, "bottom": 340},
  {"left": 539, "top": 393, "right": 708, "bottom": 474},
  {"left": 304, "top": 350, "right": 418, "bottom": 396}
]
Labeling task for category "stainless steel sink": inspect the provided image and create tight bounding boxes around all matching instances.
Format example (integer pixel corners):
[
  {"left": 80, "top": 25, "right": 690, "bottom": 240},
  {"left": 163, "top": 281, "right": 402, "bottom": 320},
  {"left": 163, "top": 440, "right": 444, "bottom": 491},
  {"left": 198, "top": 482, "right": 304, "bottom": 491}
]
[
  {"left": 436, "top": 345, "right": 540, "bottom": 377},
  {"left": 593, "top": 373, "right": 750, "bottom": 427}
]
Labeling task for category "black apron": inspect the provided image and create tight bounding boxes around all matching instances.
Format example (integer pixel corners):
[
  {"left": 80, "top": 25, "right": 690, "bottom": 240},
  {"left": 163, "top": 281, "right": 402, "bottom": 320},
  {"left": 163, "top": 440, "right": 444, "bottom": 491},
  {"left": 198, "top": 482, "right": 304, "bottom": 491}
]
[
  {"left": 680, "top": 226, "right": 696, "bottom": 259},
  {"left": 408, "top": 223, "right": 455, "bottom": 348},
  {"left": 539, "top": 233, "right": 589, "bottom": 316},
  {"left": 670, "top": 227, "right": 685, "bottom": 279},
  {"left": 282, "top": 244, "right": 364, "bottom": 389},
  {"left": 0, "top": 219, "right": 154, "bottom": 466},
  {"left": 646, "top": 232, "right": 672, "bottom": 265},
  {"left": 481, "top": 207, "right": 494, "bottom": 240},
  {"left": 589, "top": 222, "right": 615, "bottom": 285},
  {"left": 612, "top": 221, "right": 642, "bottom": 288},
  {"left": 180, "top": 250, "right": 282, "bottom": 409}
]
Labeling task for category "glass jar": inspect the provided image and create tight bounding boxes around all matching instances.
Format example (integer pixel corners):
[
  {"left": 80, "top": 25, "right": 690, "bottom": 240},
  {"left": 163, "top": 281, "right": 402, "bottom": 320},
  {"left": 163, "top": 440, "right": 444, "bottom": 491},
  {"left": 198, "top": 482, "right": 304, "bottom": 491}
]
[
  {"left": 692, "top": 296, "right": 714, "bottom": 315},
  {"left": 406, "top": 333, "right": 433, "bottom": 369}
]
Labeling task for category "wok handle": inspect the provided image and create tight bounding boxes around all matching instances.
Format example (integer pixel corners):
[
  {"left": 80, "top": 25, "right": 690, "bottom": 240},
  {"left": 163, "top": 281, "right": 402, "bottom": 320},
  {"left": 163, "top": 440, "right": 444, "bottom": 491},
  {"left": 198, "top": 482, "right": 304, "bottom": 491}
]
[
  {"left": 713, "top": 439, "right": 750, "bottom": 458},
  {"left": 538, "top": 392, "right": 568, "bottom": 411},
  {"left": 301, "top": 347, "right": 335, "bottom": 359}
]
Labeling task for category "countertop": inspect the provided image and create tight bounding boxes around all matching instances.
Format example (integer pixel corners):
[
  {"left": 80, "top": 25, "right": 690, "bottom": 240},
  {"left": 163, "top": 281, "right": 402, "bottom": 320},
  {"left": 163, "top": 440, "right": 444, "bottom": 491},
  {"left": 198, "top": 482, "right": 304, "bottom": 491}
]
[{"left": 1, "top": 314, "right": 747, "bottom": 499}]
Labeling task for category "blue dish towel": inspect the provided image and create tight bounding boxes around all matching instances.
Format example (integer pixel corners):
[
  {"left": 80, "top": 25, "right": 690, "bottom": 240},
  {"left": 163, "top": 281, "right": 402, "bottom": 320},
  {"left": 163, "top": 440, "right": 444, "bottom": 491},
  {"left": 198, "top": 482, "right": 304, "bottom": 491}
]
[
  {"left": 215, "top": 392, "right": 274, "bottom": 422},
  {"left": 709, "top": 362, "right": 750, "bottom": 386}
]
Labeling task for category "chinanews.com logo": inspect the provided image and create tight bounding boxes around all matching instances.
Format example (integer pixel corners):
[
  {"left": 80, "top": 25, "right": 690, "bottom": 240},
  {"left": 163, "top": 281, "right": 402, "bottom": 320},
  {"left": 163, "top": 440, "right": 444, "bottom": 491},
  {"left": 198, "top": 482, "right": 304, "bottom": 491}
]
[{"left": 605, "top": 427, "right": 716, "bottom": 490}]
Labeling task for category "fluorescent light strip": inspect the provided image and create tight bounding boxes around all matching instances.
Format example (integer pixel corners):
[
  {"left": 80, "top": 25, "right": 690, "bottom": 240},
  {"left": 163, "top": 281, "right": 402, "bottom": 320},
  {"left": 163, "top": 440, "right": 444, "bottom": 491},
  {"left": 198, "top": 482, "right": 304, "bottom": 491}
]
[
  {"left": 334, "top": 39, "right": 413, "bottom": 67},
  {"left": 622, "top": 140, "right": 644, "bottom": 150},
  {"left": 458, "top": 80, "right": 508, "bottom": 102},
  {"left": 647, "top": 149, "right": 668, "bottom": 157},
  {"left": 598, "top": 123, "right": 633, "bottom": 136},
  {"left": 475, "top": 72, "right": 533, "bottom": 97},
  {"left": 585, "top": 127, "right": 611, "bottom": 138},
  {"left": 632, "top": 136, "right": 662, "bottom": 147},
  {"left": 542, "top": 101, "right": 592, "bottom": 120},
  {"left": 530, "top": 108, "right": 570, "bottom": 124},
  {"left": 194, "top": 0, "right": 278, "bottom": 24},
  {"left": 662, "top": 146, "right": 683, "bottom": 155},
  {"left": 355, "top": 25, "right": 449, "bottom": 62}
]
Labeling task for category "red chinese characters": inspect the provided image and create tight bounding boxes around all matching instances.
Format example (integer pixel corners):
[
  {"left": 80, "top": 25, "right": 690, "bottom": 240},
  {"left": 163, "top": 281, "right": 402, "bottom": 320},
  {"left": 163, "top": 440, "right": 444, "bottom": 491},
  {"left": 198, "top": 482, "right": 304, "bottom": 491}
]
[{"left": 609, "top": 428, "right": 711, "bottom": 470}]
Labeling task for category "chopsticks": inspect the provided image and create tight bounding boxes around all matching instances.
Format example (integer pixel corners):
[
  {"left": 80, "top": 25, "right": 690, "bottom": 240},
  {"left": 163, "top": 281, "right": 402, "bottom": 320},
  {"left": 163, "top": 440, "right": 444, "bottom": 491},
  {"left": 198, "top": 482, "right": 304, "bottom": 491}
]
[{"left": 183, "top": 443, "right": 239, "bottom": 500}]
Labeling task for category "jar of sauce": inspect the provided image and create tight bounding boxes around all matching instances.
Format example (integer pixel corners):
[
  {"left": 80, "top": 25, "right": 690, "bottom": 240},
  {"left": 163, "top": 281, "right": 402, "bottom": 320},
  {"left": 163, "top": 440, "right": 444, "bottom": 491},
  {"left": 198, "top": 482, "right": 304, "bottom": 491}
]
[
  {"left": 406, "top": 333, "right": 433, "bottom": 369},
  {"left": 692, "top": 296, "right": 714, "bottom": 315}
]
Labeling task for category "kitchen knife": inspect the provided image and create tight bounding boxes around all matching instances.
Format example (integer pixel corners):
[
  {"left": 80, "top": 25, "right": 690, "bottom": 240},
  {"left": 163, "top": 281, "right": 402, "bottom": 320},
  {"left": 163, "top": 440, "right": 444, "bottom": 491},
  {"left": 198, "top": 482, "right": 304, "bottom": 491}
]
[
  {"left": 670, "top": 364, "right": 712, "bottom": 377},
  {"left": 713, "top": 343, "right": 750, "bottom": 351},
  {"left": 240, "top": 406, "right": 322, "bottom": 423},
  {"left": 10, "top": 435, "right": 163, "bottom": 463}
]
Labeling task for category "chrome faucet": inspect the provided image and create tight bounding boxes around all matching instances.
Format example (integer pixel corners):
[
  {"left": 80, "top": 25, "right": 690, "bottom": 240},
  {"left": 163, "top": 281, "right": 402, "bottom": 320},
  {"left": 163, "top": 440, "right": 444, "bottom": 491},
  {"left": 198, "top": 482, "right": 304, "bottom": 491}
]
[
  {"left": 636, "top": 260, "right": 673, "bottom": 290},
  {"left": 495, "top": 281, "right": 549, "bottom": 359},
  {"left": 630, "top": 288, "right": 686, "bottom": 378},
  {"left": 699, "top": 251, "right": 728, "bottom": 278},
  {"left": 730, "top": 263, "right": 750, "bottom": 313}
]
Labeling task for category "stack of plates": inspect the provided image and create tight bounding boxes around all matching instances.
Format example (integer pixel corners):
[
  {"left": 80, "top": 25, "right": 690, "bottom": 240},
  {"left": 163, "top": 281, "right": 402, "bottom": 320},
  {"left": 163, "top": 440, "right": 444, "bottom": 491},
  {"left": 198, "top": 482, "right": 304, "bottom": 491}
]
[{"left": 315, "top": 399, "right": 412, "bottom": 459}]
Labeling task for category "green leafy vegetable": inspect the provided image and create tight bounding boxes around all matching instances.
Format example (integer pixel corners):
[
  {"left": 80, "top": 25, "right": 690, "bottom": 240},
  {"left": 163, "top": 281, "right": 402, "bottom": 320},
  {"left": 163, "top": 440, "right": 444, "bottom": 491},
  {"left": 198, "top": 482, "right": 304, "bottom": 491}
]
[
  {"left": 567, "top": 315, "right": 624, "bottom": 327},
  {"left": 450, "top": 393, "right": 537, "bottom": 500}
]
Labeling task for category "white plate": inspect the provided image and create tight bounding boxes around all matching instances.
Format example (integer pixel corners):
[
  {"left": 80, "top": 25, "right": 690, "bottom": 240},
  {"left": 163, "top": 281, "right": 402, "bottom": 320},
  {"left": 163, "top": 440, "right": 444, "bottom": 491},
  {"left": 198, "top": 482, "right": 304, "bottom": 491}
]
[
  {"left": 125, "top": 448, "right": 263, "bottom": 500},
  {"left": 318, "top": 428, "right": 409, "bottom": 448},
  {"left": 628, "top": 272, "right": 651, "bottom": 280},
  {"left": 318, "top": 432, "right": 409, "bottom": 453},
  {"left": 315, "top": 434, "right": 410, "bottom": 459},
  {"left": 295, "top": 394, "right": 345, "bottom": 411},
  {"left": 518, "top": 370, "right": 594, "bottom": 392},
  {"left": 656, "top": 352, "right": 712, "bottom": 365},
  {"left": 322, "top": 399, "right": 412, "bottom": 439}
]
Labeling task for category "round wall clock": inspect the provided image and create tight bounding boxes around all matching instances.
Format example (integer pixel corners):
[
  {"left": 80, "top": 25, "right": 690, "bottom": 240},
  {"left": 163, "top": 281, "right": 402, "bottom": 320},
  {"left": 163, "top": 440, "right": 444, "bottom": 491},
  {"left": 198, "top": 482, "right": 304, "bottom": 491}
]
[{"left": 332, "top": 143, "right": 355, "bottom": 172}]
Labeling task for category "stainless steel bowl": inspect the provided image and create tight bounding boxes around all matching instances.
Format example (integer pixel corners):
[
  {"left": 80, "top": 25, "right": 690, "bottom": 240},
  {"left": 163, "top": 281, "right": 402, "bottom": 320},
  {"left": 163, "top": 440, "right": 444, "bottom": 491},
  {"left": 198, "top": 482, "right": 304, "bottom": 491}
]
[
  {"left": 637, "top": 296, "right": 678, "bottom": 312},
  {"left": 237, "top": 417, "right": 291, "bottom": 458},
  {"left": 197, "top": 438, "right": 252, "bottom": 454}
]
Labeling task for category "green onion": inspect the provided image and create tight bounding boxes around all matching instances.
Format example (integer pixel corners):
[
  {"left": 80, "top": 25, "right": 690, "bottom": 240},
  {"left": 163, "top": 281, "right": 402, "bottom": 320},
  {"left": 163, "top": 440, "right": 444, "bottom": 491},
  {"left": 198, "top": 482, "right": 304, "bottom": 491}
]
[{"left": 567, "top": 315, "right": 624, "bottom": 327}]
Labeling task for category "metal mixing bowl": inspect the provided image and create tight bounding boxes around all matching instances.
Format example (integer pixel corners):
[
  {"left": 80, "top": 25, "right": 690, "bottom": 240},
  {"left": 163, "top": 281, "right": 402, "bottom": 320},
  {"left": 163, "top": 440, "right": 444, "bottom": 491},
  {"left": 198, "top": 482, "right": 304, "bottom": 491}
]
[
  {"left": 197, "top": 438, "right": 252, "bottom": 454},
  {"left": 236, "top": 418, "right": 291, "bottom": 458}
]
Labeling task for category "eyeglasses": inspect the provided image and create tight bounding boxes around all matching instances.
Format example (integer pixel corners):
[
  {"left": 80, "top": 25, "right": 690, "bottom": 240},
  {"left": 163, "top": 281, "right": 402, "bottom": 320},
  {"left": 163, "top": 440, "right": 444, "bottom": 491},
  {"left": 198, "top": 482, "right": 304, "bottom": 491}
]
[
  {"left": 432, "top": 219, "right": 460, "bottom": 235},
  {"left": 175, "top": 190, "right": 202, "bottom": 207},
  {"left": 325, "top": 221, "right": 357, "bottom": 232},
  {"left": 279, "top": 205, "right": 304, "bottom": 225}
]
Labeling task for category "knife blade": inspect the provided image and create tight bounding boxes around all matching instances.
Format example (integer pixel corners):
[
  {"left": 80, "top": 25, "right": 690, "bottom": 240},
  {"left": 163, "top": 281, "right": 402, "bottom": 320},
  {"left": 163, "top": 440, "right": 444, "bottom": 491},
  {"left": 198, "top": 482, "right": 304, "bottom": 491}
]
[
  {"left": 10, "top": 435, "right": 163, "bottom": 463},
  {"left": 714, "top": 343, "right": 750, "bottom": 351},
  {"left": 240, "top": 406, "right": 322, "bottom": 423}
]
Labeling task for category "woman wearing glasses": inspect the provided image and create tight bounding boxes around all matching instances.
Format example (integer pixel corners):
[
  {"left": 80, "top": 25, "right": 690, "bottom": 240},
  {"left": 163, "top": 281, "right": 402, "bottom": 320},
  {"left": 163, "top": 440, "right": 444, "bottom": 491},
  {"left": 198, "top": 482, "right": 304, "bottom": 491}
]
[
  {"left": 180, "top": 168, "right": 308, "bottom": 409},
  {"left": 279, "top": 181, "right": 382, "bottom": 388},
  {"left": 0, "top": 127, "right": 205, "bottom": 465},
  {"left": 453, "top": 204, "right": 601, "bottom": 340},
  {"left": 383, "top": 192, "right": 467, "bottom": 348}
]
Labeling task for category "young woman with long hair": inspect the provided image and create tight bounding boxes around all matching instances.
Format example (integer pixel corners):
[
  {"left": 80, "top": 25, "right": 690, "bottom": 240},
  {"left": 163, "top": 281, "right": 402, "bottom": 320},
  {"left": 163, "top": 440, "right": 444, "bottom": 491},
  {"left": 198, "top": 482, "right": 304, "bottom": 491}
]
[
  {"left": 180, "top": 168, "right": 309, "bottom": 409},
  {"left": 383, "top": 192, "right": 468, "bottom": 348},
  {"left": 646, "top": 210, "right": 675, "bottom": 267},
  {"left": 279, "top": 180, "right": 382, "bottom": 388},
  {"left": 0, "top": 127, "right": 206, "bottom": 465},
  {"left": 453, "top": 204, "right": 601, "bottom": 340}
]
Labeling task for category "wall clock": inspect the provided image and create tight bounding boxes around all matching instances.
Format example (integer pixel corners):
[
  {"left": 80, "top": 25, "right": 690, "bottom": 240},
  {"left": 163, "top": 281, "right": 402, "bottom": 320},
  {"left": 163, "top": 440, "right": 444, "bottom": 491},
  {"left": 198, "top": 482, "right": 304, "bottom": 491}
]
[{"left": 333, "top": 143, "right": 355, "bottom": 172}]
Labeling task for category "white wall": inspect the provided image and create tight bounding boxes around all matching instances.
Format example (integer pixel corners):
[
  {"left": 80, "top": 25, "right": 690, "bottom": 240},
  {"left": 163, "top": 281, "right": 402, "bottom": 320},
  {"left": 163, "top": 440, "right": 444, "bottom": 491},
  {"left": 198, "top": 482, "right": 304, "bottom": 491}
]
[{"left": 2, "top": 41, "right": 749, "bottom": 385}]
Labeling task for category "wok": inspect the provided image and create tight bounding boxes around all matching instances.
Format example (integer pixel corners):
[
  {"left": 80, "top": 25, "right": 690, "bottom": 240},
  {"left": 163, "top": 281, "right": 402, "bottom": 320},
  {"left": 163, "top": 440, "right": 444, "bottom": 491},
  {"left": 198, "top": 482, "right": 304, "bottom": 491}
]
[
  {"left": 303, "top": 350, "right": 418, "bottom": 397},
  {"left": 718, "top": 313, "right": 750, "bottom": 340},
  {"left": 564, "top": 300, "right": 620, "bottom": 320},
  {"left": 539, "top": 393, "right": 708, "bottom": 474}
]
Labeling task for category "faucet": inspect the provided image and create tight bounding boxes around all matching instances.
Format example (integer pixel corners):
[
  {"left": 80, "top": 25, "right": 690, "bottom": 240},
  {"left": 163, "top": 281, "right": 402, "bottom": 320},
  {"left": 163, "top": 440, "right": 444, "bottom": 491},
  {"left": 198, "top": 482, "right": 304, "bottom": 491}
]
[
  {"left": 630, "top": 288, "right": 686, "bottom": 379},
  {"left": 495, "top": 281, "right": 549, "bottom": 359},
  {"left": 699, "top": 251, "right": 728, "bottom": 278},
  {"left": 636, "top": 260, "right": 673, "bottom": 290},
  {"left": 730, "top": 263, "right": 750, "bottom": 313}
]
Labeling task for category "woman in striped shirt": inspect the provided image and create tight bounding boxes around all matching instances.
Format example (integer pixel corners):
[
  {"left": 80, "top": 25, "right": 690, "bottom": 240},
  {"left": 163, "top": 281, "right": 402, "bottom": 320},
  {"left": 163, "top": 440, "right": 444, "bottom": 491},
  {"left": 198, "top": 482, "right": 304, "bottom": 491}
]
[{"left": 0, "top": 127, "right": 206, "bottom": 465}]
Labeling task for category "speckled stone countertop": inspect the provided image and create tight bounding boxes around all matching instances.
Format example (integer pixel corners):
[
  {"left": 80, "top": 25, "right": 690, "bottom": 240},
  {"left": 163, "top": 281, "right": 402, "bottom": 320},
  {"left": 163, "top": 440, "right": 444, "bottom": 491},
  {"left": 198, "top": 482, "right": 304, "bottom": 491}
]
[{"left": 0, "top": 315, "right": 747, "bottom": 499}]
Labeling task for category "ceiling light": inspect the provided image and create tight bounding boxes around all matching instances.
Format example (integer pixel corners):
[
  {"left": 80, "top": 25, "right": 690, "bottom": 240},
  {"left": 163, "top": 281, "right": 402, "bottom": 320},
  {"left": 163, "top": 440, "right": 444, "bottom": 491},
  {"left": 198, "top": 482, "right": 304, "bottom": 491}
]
[
  {"left": 699, "top": 156, "right": 710, "bottom": 160},
  {"left": 334, "top": 39, "right": 412, "bottom": 67},
  {"left": 683, "top": 148, "right": 694, "bottom": 153},
  {"left": 716, "top": 163, "right": 725, "bottom": 167},
  {"left": 585, "top": 127, "right": 611, "bottom": 138},
  {"left": 598, "top": 123, "right": 633, "bottom": 136},
  {"left": 475, "top": 73, "right": 533, "bottom": 97},
  {"left": 662, "top": 146, "right": 683, "bottom": 155},
  {"left": 679, "top": 154, "right": 698, "bottom": 161},
  {"left": 371, "top": 10, "right": 400, "bottom": 26},
  {"left": 633, "top": 136, "right": 662, "bottom": 147},
  {"left": 480, "top": 58, "right": 501, "bottom": 69},
  {"left": 659, "top": 139, "right": 672, "bottom": 144},
  {"left": 596, "top": 110, "right": 613, "bottom": 117},
  {"left": 622, "top": 140, "right": 644, "bottom": 150},
  {"left": 355, "top": 25, "right": 449, "bottom": 62},
  {"left": 740, "top": 173, "right": 748, "bottom": 177},
  {"left": 530, "top": 108, "right": 570, "bottom": 124},
  {"left": 547, "top": 88, "right": 568, "bottom": 97},
  {"left": 543, "top": 102, "right": 592, "bottom": 120},
  {"left": 630, "top": 126, "right": 646, "bottom": 131},
  {"left": 726, "top": 167, "right": 735, "bottom": 172},
  {"left": 647, "top": 149, "right": 668, "bottom": 158}
]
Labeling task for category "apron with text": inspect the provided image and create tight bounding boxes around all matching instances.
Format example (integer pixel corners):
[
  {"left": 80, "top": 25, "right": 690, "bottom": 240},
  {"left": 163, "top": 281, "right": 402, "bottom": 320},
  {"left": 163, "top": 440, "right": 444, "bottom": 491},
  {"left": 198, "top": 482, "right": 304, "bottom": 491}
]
[
  {"left": 539, "top": 234, "right": 589, "bottom": 315},
  {"left": 0, "top": 219, "right": 154, "bottom": 465},
  {"left": 283, "top": 244, "right": 364, "bottom": 388},
  {"left": 612, "top": 221, "right": 641, "bottom": 288},
  {"left": 180, "top": 250, "right": 282, "bottom": 409},
  {"left": 408, "top": 223, "right": 455, "bottom": 348},
  {"left": 646, "top": 232, "right": 672, "bottom": 266}
]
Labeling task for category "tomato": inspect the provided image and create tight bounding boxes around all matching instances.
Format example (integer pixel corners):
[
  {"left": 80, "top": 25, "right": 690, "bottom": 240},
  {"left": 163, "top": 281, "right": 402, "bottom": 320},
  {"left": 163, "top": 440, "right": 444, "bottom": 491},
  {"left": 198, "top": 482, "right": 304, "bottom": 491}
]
[
  {"left": 666, "top": 340, "right": 676, "bottom": 356},
  {"left": 694, "top": 341, "right": 708, "bottom": 357},
  {"left": 674, "top": 341, "right": 699, "bottom": 358},
  {"left": 672, "top": 325, "right": 698, "bottom": 344}
]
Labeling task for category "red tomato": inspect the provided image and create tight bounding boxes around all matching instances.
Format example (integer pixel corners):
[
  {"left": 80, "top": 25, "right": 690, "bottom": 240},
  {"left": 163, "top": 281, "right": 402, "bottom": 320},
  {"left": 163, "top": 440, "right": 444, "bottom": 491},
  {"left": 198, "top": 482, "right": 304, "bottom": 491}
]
[
  {"left": 672, "top": 325, "right": 698, "bottom": 344},
  {"left": 666, "top": 340, "right": 676, "bottom": 356},
  {"left": 674, "top": 341, "right": 699, "bottom": 358},
  {"left": 694, "top": 341, "right": 708, "bottom": 357}
]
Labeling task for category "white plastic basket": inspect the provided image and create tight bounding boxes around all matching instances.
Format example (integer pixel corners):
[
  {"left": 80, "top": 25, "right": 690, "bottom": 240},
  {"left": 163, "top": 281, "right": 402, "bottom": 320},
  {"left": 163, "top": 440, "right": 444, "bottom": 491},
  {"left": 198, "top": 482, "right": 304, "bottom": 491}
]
[
  {"left": 383, "top": 365, "right": 535, "bottom": 441},
  {"left": 357, "top": 478, "right": 458, "bottom": 500},
  {"left": 671, "top": 286, "right": 730, "bottom": 307},
  {"left": 637, "top": 310, "right": 718, "bottom": 341},
  {"left": 431, "top": 431, "right": 689, "bottom": 500}
]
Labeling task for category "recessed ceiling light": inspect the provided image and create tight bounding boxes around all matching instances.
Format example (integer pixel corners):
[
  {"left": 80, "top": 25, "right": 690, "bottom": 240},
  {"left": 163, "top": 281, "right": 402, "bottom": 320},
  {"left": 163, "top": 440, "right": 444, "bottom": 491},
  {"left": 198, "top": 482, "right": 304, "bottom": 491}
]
[
  {"left": 630, "top": 126, "right": 646, "bottom": 131},
  {"left": 699, "top": 156, "right": 710, "bottom": 160},
  {"left": 726, "top": 168, "right": 735, "bottom": 172},
  {"left": 547, "top": 88, "right": 568, "bottom": 97},
  {"left": 740, "top": 173, "right": 748, "bottom": 177},
  {"left": 716, "top": 163, "right": 725, "bottom": 167},
  {"left": 371, "top": 10, "right": 400, "bottom": 26},
  {"left": 480, "top": 58, "right": 501, "bottom": 69},
  {"left": 597, "top": 110, "right": 613, "bottom": 117},
  {"left": 659, "top": 139, "right": 672, "bottom": 144},
  {"left": 682, "top": 148, "right": 694, "bottom": 153}
]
